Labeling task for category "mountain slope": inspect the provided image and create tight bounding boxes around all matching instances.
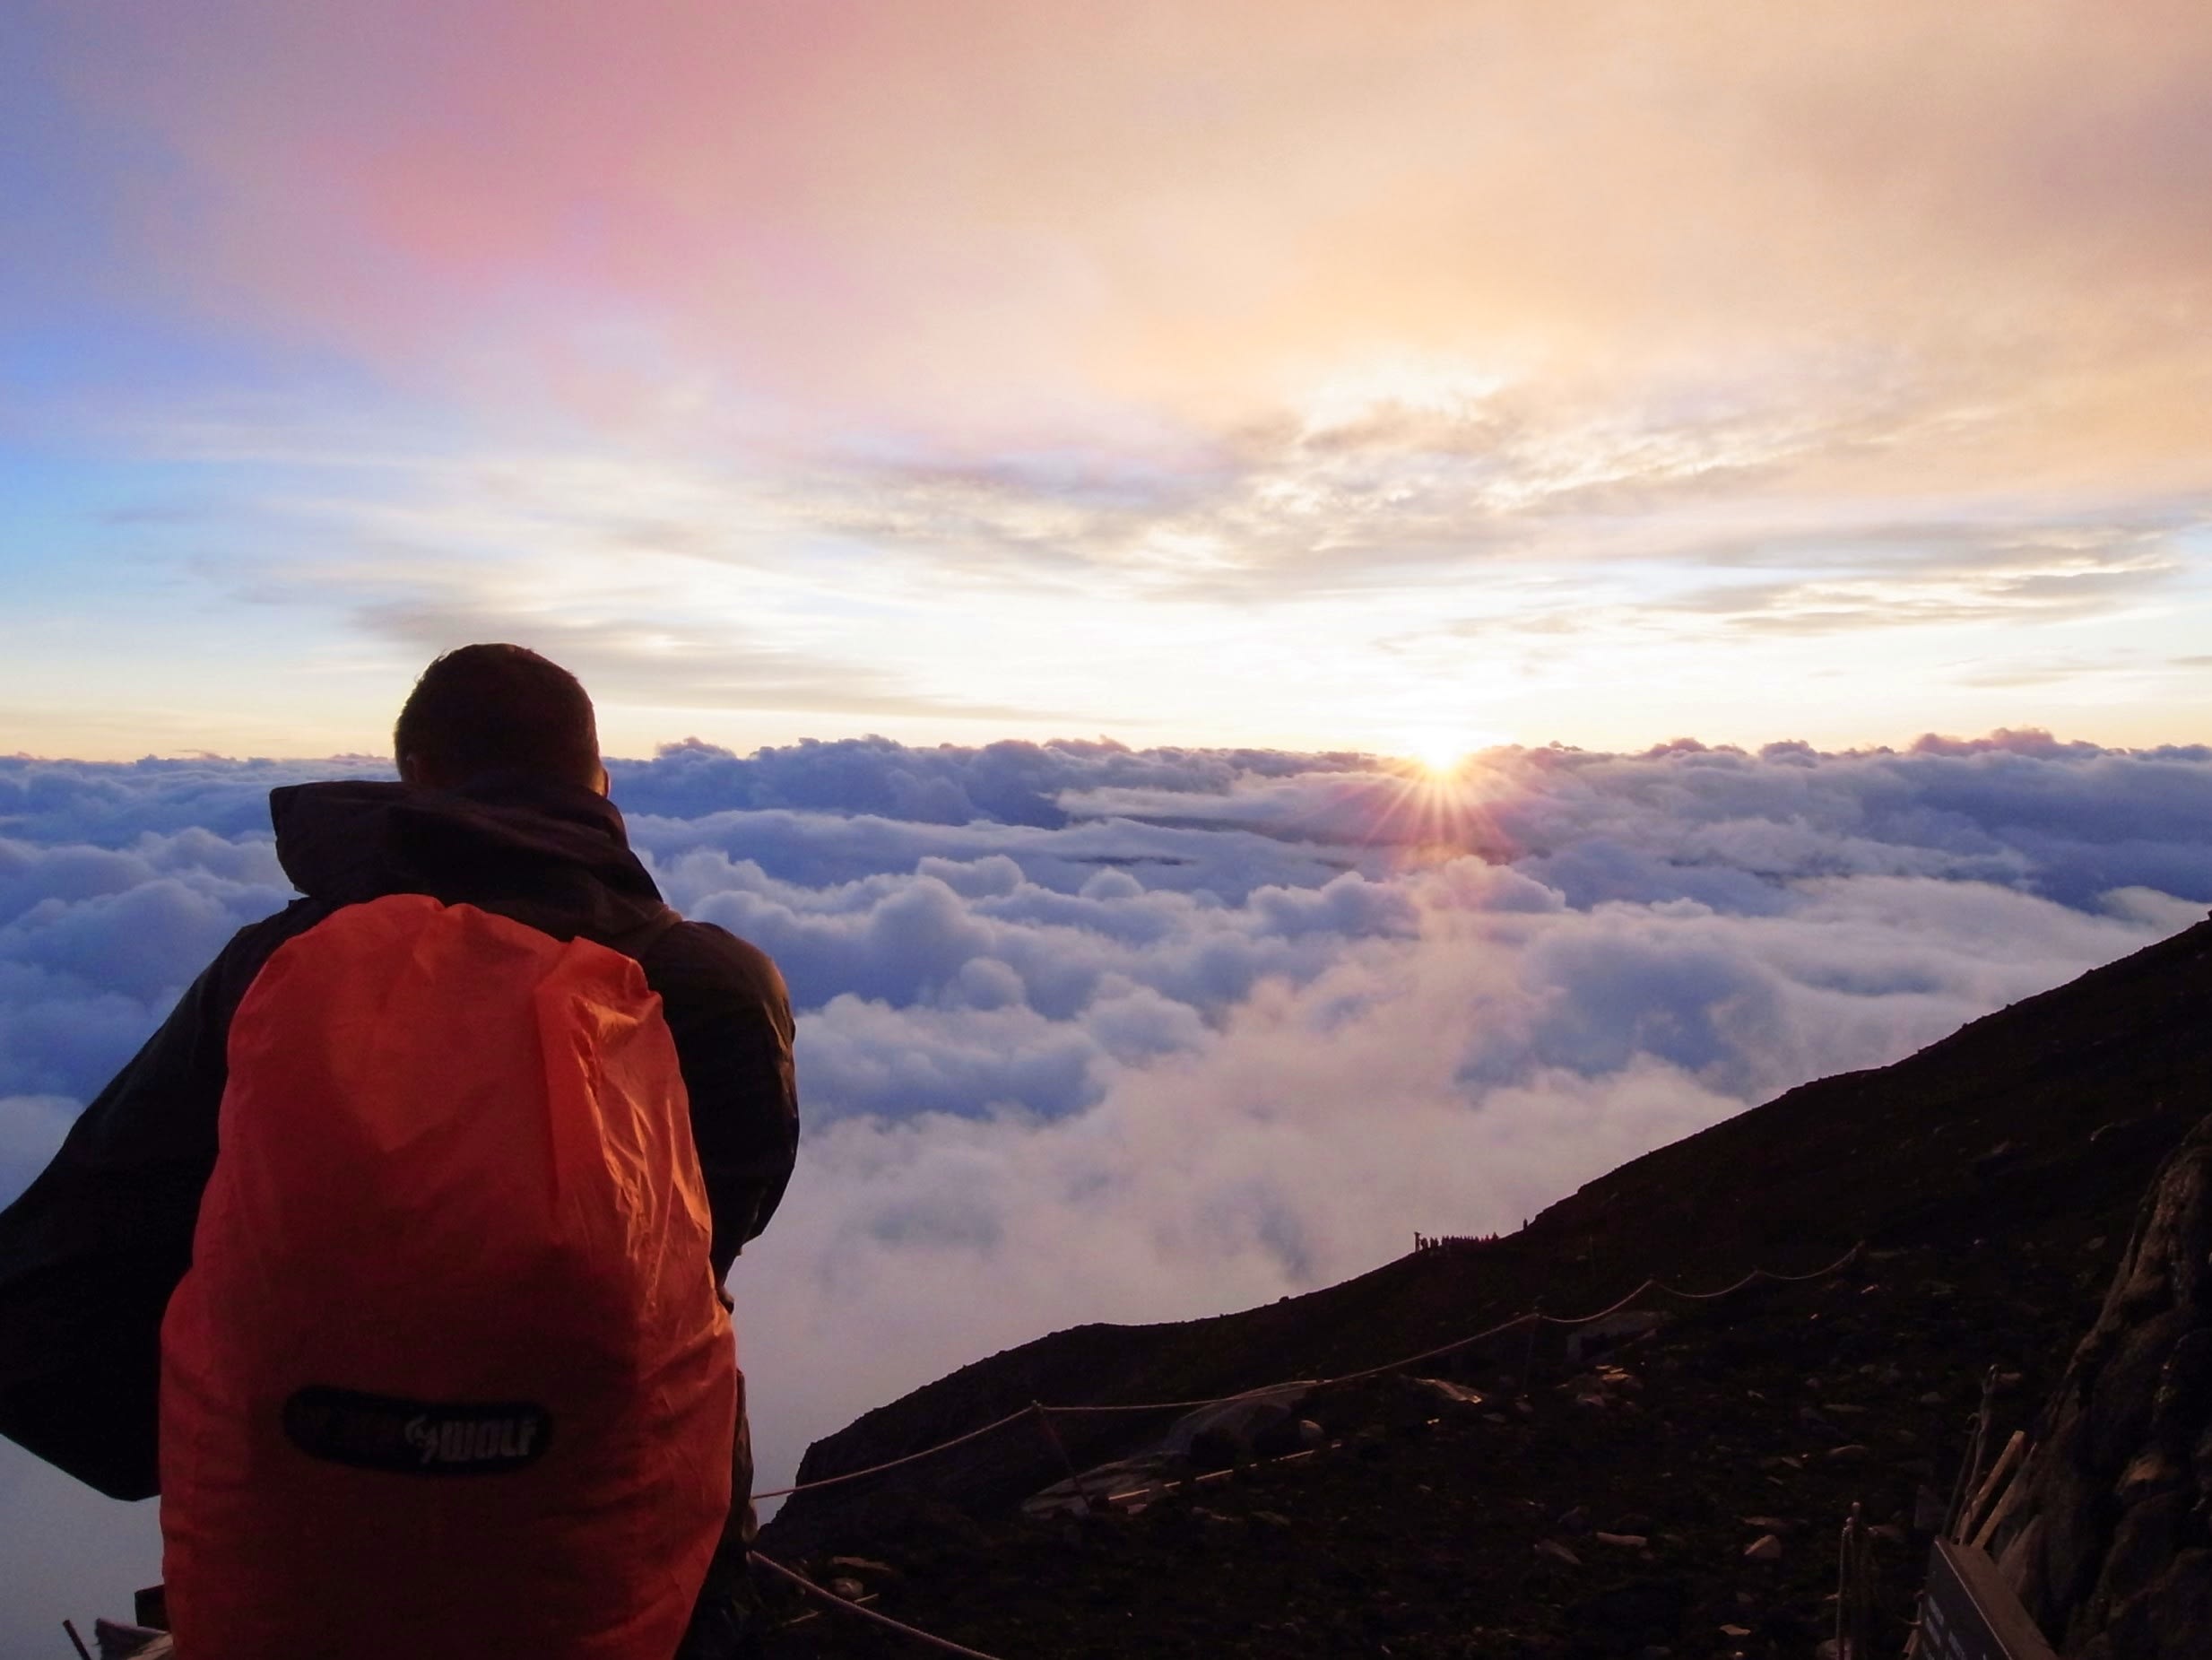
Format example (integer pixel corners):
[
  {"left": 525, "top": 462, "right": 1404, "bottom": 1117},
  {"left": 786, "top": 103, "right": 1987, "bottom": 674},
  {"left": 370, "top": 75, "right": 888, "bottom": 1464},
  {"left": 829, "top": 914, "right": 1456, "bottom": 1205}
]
[{"left": 758, "top": 911, "right": 2212, "bottom": 1656}]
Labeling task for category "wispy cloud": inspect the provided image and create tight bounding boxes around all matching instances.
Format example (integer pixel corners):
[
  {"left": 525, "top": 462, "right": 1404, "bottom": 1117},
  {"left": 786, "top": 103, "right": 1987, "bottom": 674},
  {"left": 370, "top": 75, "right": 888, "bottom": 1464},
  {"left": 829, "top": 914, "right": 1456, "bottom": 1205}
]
[
  {"left": 1671, "top": 547, "right": 2183, "bottom": 636},
  {"left": 11, "top": 4, "right": 2212, "bottom": 752},
  {"left": 356, "top": 597, "right": 1069, "bottom": 724}
]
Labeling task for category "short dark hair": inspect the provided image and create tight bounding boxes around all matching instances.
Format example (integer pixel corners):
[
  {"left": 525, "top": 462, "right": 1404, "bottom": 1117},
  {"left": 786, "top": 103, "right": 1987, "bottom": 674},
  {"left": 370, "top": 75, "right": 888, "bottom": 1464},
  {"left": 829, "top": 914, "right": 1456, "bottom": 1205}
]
[{"left": 394, "top": 644, "right": 602, "bottom": 788}]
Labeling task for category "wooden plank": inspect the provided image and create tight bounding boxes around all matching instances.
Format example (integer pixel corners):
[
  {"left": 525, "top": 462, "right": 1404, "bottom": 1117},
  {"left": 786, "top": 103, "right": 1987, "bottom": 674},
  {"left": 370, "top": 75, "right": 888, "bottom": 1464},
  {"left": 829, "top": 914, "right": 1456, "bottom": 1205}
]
[
  {"left": 1955, "top": 1430, "right": 2025, "bottom": 1545},
  {"left": 1970, "top": 1443, "right": 2033, "bottom": 1552}
]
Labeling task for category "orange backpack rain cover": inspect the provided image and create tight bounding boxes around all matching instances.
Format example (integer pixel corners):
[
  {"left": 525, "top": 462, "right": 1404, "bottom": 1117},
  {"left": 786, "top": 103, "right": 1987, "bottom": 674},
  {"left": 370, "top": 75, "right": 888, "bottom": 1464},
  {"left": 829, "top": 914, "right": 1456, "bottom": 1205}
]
[{"left": 160, "top": 894, "right": 736, "bottom": 1659}]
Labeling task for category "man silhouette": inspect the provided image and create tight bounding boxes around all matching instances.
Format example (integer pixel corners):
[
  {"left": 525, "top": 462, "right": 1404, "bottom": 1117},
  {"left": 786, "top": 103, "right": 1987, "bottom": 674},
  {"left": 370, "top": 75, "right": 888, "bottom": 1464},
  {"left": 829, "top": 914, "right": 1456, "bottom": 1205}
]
[{"left": 0, "top": 644, "right": 798, "bottom": 1655}]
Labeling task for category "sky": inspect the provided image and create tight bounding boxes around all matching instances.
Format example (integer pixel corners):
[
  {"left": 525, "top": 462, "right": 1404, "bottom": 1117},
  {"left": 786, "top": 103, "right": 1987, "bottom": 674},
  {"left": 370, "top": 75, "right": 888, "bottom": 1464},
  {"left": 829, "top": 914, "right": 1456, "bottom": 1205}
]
[
  {"left": 8, "top": 731, "right": 2212, "bottom": 1639},
  {"left": 9, "top": 0, "right": 2212, "bottom": 1643},
  {"left": 7, "top": 0, "right": 2212, "bottom": 761}
]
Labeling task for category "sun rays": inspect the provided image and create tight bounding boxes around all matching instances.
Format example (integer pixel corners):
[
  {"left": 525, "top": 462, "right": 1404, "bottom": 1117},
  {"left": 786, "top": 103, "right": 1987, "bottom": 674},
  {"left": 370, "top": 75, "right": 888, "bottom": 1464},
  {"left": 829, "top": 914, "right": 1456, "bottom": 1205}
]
[{"left": 1314, "top": 751, "right": 1520, "bottom": 865}]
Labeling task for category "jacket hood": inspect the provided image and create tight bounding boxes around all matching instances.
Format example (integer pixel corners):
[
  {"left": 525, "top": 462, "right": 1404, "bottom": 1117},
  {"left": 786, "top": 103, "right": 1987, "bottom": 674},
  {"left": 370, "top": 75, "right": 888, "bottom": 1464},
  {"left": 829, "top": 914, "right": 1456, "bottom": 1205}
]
[{"left": 269, "top": 775, "right": 667, "bottom": 943}]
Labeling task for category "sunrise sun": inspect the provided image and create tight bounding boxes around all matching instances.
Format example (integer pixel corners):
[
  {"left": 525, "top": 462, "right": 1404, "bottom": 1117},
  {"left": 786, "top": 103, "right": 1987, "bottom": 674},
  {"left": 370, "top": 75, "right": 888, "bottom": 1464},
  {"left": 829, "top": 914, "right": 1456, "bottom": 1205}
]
[{"left": 1406, "top": 736, "right": 1473, "bottom": 778}]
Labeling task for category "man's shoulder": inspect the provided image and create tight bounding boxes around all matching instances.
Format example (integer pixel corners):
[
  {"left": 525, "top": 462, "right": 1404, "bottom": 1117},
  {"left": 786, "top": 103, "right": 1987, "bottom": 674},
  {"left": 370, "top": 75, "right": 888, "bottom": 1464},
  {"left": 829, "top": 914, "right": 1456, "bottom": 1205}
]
[
  {"left": 208, "top": 896, "right": 347, "bottom": 997},
  {"left": 640, "top": 917, "right": 791, "bottom": 1021}
]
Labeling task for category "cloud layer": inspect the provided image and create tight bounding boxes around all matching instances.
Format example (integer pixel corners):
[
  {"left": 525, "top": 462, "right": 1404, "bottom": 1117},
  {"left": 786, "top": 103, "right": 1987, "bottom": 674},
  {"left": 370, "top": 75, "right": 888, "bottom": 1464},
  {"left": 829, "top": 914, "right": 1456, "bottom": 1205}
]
[{"left": 4, "top": 731, "right": 2210, "bottom": 1639}]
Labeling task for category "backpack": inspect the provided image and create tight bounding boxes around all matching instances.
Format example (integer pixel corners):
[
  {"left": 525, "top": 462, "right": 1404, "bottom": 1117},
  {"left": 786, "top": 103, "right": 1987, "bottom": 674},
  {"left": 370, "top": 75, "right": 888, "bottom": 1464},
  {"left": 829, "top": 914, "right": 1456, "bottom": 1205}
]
[{"left": 159, "top": 893, "right": 736, "bottom": 1659}]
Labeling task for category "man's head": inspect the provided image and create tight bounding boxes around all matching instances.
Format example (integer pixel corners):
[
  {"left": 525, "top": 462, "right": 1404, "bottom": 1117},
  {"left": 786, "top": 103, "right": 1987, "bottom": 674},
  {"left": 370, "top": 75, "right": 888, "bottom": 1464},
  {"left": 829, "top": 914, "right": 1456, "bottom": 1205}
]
[{"left": 394, "top": 644, "right": 606, "bottom": 794}]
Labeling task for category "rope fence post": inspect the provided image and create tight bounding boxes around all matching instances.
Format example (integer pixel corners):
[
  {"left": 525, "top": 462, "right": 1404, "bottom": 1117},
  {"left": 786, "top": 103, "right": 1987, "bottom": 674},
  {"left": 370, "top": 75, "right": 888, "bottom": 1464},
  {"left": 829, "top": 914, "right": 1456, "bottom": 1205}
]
[
  {"left": 1835, "top": 1499, "right": 1877, "bottom": 1660},
  {"left": 1028, "top": 1401, "right": 1098, "bottom": 1515}
]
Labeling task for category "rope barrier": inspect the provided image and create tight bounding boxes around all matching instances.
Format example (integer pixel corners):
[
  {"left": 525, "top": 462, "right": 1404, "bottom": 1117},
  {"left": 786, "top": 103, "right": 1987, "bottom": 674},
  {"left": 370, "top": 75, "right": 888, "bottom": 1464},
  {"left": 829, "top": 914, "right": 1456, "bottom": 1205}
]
[
  {"left": 747, "top": 1404, "right": 1042, "bottom": 1502},
  {"left": 750, "top": 1551, "right": 1011, "bottom": 1660},
  {"left": 1042, "top": 1242, "right": 1865, "bottom": 1413},
  {"left": 753, "top": 1240, "right": 1865, "bottom": 1498}
]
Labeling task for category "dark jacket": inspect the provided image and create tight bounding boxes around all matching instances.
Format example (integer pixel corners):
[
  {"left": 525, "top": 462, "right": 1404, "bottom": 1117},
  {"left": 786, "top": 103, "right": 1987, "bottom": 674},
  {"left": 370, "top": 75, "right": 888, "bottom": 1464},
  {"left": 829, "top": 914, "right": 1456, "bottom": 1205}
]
[{"left": 0, "top": 775, "right": 799, "bottom": 1499}]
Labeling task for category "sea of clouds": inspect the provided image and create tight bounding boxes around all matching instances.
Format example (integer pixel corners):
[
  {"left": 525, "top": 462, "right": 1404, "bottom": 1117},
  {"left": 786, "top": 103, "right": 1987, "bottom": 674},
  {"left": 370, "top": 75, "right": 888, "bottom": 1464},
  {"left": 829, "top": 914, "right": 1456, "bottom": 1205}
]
[{"left": 5, "top": 727, "right": 2212, "bottom": 1637}]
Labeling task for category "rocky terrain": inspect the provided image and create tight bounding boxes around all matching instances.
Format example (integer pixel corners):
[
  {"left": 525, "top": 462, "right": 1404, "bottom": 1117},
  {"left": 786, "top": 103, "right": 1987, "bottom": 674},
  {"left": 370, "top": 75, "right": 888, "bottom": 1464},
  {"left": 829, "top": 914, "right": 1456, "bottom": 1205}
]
[
  {"left": 750, "top": 913, "right": 2212, "bottom": 1657},
  {"left": 1984, "top": 1111, "right": 2212, "bottom": 1657}
]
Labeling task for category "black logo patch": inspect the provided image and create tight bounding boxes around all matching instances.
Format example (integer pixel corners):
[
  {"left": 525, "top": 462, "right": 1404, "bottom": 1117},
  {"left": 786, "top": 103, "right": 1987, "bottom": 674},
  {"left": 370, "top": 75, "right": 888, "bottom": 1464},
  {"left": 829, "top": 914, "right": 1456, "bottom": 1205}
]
[{"left": 282, "top": 1386, "right": 553, "bottom": 1476}]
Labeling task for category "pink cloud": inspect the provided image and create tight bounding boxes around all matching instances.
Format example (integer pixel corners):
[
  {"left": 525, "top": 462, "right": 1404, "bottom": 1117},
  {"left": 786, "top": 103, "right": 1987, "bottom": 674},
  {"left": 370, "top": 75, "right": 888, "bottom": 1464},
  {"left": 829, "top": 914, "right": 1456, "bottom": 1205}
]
[{"left": 30, "top": 0, "right": 2212, "bottom": 475}]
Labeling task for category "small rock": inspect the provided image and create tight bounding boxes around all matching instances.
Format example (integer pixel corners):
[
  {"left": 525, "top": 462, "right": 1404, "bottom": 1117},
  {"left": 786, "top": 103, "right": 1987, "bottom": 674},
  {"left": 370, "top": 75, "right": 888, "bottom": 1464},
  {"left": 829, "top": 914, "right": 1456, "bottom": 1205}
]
[
  {"left": 1918, "top": 1390, "right": 1947, "bottom": 1405},
  {"left": 1744, "top": 1534, "right": 1784, "bottom": 1562},
  {"left": 1798, "top": 1406, "right": 1844, "bottom": 1438},
  {"left": 2086, "top": 1235, "right": 2106, "bottom": 1253},
  {"left": 1720, "top": 1626, "right": 1752, "bottom": 1638},
  {"left": 1535, "top": 1539, "right": 1583, "bottom": 1567},
  {"left": 1972, "top": 1139, "right": 2017, "bottom": 1175},
  {"left": 828, "top": 1577, "right": 866, "bottom": 1600},
  {"left": 1594, "top": 1532, "right": 1649, "bottom": 1549},
  {"left": 2117, "top": 1448, "right": 2184, "bottom": 1500},
  {"left": 1825, "top": 1443, "right": 1870, "bottom": 1462}
]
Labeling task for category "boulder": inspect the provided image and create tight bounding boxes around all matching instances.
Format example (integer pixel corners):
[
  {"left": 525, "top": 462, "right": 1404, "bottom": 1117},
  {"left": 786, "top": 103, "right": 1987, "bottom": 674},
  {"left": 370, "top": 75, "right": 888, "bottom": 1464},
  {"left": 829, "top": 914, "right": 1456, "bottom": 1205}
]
[
  {"left": 1564, "top": 1310, "right": 1671, "bottom": 1365},
  {"left": 1160, "top": 1382, "right": 1317, "bottom": 1467},
  {"left": 1021, "top": 1452, "right": 1179, "bottom": 1518},
  {"left": 1408, "top": 1376, "right": 1486, "bottom": 1409},
  {"left": 1987, "top": 1111, "right": 2212, "bottom": 1659}
]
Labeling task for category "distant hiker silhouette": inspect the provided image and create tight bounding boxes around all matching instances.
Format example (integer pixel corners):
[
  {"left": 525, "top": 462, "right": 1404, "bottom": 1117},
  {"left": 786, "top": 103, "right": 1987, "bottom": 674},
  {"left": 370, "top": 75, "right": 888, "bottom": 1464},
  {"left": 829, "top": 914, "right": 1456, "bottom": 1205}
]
[{"left": 0, "top": 646, "right": 799, "bottom": 1659}]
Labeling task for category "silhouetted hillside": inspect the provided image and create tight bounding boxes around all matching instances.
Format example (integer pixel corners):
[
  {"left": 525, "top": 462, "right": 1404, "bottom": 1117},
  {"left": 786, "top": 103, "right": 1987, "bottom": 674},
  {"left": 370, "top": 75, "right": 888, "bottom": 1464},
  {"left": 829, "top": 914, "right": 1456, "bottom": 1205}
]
[{"left": 756, "top": 913, "right": 2212, "bottom": 1656}]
